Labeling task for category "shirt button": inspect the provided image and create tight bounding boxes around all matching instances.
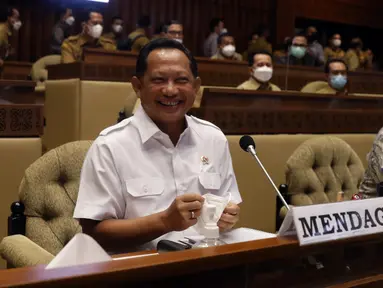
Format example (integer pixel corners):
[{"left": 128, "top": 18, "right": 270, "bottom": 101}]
[{"left": 143, "top": 185, "right": 149, "bottom": 193}]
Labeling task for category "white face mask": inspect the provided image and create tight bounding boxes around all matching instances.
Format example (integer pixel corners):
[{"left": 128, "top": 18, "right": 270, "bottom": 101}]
[
  {"left": 65, "top": 16, "right": 75, "bottom": 26},
  {"left": 174, "top": 38, "right": 183, "bottom": 44},
  {"left": 221, "top": 44, "right": 235, "bottom": 57},
  {"left": 253, "top": 66, "right": 273, "bottom": 83},
  {"left": 112, "top": 24, "right": 123, "bottom": 34},
  {"left": 89, "top": 24, "right": 103, "bottom": 39},
  {"left": 12, "top": 21, "right": 22, "bottom": 31},
  {"left": 220, "top": 28, "right": 228, "bottom": 35},
  {"left": 332, "top": 39, "right": 341, "bottom": 47}
]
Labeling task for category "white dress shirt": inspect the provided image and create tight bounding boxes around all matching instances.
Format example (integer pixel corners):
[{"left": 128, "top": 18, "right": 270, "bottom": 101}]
[{"left": 74, "top": 105, "right": 241, "bottom": 250}]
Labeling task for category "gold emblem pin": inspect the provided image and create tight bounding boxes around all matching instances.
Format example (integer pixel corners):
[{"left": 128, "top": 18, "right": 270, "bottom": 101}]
[{"left": 201, "top": 156, "right": 209, "bottom": 165}]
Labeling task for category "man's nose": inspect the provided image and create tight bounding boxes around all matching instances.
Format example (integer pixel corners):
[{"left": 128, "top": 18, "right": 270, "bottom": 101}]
[{"left": 162, "top": 82, "right": 178, "bottom": 97}]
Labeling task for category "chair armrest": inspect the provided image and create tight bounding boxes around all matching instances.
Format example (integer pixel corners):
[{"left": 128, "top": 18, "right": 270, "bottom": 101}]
[{"left": 0, "top": 235, "right": 54, "bottom": 268}]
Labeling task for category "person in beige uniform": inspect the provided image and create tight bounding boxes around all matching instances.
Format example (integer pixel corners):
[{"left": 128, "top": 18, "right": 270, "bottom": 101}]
[
  {"left": 324, "top": 33, "right": 345, "bottom": 63},
  {"left": 0, "top": 7, "right": 22, "bottom": 66},
  {"left": 237, "top": 51, "right": 280, "bottom": 91},
  {"left": 127, "top": 16, "right": 151, "bottom": 53},
  {"left": 316, "top": 58, "right": 348, "bottom": 95},
  {"left": 211, "top": 33, "right": 242, "bottom": 61},
  {"left": 61, "top": 10, "right": 115, "bottom": 63}
]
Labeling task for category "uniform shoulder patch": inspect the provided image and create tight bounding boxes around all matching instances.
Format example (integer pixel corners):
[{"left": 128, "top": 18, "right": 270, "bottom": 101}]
[
  {"left": 99, "top": 117, "right": 133, "bottom": 136},
  {"left": 189, "top": 115, "right": 221, "bottom": 131}
]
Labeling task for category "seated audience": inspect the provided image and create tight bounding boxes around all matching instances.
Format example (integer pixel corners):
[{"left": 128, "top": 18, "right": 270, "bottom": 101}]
[
  {"left": 243, "top": 26, "right": 272, "bottom": 61},
  {"left": 289, "top": 34, "right": 321, "bottom": 67},
  {"left": 103, "top": 16, "right": 125, "bottom": 48},
  {"left": 74, "top": 38, "right": 241, "bottom": 252},
  {"left": 51, "top": 8, "right": 75, "bottom": 54},
  {"left": 152, "top": 23, "right": 167, "bottom": 40},
  {"left": 211, "top": 33, "right": 242, "bottom": 61},
  {"left": 316, "top": 58, "right": 348, "bottom": 95},
  {"left": 345, "top": 37, "right": 373, "bottom": 71},
  {"left": 273, "top": 37, "right": 291, "bottom": 65},
  {"left": 203, "top": 17, "right": 225, "bottom": 57},
  {"left": 237, "top": 51, "right": 280, "bottom": 91},
  {"left": 127, "top": 15, "right": 151, "bottom": 53},
  {"left": 61, "top": 9, "right": 116, "bottom": 63},
  {"left": 359, "top": 127, "right": 383, "bottom": 198},
  {"left": 165, "top": 20, "right": 183, "bottom": 44},
  {"left": 324, "top": 33, "right": 345, "bottom": 63},
  {"left": 306, "top": 26, "right": 324, "bottom": 65},
  {"left": 0, "top": 6, "right": 22, "bottom": 66}
]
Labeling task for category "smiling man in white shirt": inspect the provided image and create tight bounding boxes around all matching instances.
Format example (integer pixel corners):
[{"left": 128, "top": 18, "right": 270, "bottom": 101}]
[{"left": 74, "top": 38, "right": 241, "bottom": 252}]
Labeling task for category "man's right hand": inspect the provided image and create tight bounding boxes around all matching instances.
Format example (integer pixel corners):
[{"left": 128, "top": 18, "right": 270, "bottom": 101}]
[{"left": 162, "top": 194, "right": 204, "bottom": 232}]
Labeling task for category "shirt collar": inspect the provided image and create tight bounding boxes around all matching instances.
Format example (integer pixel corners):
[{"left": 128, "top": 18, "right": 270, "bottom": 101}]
[{"left": 133, "top": 105, "right": 197, "bottom": 144}]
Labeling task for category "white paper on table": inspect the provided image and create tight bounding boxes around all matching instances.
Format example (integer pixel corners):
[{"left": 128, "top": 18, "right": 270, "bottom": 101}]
[
  {"left": 219, "top": 228, "right": 276, "bottom": 244},
  {"left": 45, "top": 233, "right": 112, "bottom": 270}
]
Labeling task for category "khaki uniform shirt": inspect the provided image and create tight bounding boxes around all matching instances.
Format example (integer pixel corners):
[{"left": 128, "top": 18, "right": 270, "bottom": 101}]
[
  {"left": 127, "top": 29, "right": 150, "bottom": 53},
  {"left": 324, "top": 47, "right": 345, "bottom": 63},
  {"left": 61, "top": 34, "right": 116, "bottom": 63},
  {"left": 345, "top": 49, "right": 372, "bottom": 71},
  {"left": 237, "top": 77, "right": 281, "bottom": 91},
  {"left": 211, "top": 52, "right": 243, "bottom": 62},
  {"left": 0, "top": 23, "right": 11, "bottom": 60},
  {"left": 316, "top": 83, "right": 348, "bottom": 95}
]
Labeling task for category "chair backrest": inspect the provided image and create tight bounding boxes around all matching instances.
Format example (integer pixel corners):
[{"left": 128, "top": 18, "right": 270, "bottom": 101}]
[
  {"left": 31, "top": 55, "right": 61, "bottom": 91},
  {"left": 300, "top": 81, "right": 328, "bottom": 93},
  {"left": 20, "top": 141, "right": 93, "bottom": 256},
  {"left": 285, "top": 136, "right": 365, "bottom": 206}
]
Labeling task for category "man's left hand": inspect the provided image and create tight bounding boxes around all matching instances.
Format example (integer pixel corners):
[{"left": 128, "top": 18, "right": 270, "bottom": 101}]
[{"left": 218, "top": 202, "right": 240, "bottom": 232}]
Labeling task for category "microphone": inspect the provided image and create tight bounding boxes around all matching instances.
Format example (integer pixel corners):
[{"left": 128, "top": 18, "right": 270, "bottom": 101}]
[{"left": 239, "top": 135, "right": 290, "bottom": 211}]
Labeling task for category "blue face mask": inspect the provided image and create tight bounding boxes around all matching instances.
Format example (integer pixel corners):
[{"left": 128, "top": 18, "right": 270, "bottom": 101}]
[
  {"left": 290, "top": 46, "right": 306, "bottom": 59},
  {"left": 330, "top": 74, "right": 347, "bottom": 90}
]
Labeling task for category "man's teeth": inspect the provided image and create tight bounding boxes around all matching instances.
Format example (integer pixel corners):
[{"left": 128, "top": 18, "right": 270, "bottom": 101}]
[{"left": 160, "top": 101, "right": 179, "bottom": 106}]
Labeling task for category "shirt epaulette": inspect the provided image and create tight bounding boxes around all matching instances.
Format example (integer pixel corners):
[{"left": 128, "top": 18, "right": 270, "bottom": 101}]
[
  {"left": 189, "top": 115, "right": 221, "bottom": 131},
  {"left": 99, "top": 118, "right": 133, "bottom": 136},
  {"left": 66, "top": 35, "right": 80, "bottom": 42}
]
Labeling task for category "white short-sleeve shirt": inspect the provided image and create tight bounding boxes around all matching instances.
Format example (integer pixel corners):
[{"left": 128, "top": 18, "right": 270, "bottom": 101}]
[{"left": 74, "top": 105, "right": 241, "bottom": 250}]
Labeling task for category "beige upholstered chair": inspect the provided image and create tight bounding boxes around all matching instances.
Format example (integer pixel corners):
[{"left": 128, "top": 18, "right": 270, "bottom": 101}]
[
  {"left": 30, "top": 55, "right": 61, "bottom": 92},
  {"left": 300, "top": 81, "right": 328, "bottom": 93},
  {"left": 0, "top": 141, "right": 92, "bottom": 268},
  {"left": 284, "top": 136, "right": 364, "bottom": 208}
]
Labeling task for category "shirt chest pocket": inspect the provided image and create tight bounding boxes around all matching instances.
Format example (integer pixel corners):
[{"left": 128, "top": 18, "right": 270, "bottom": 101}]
[
  {"left": 199, "top": 172, "right": 221, "bottom": 191},
  {"left": 125, "top": 177, "right": 164, "bottom": 217}
]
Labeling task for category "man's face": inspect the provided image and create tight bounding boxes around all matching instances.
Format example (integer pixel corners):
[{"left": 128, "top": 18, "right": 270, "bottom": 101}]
[
  {"left": 167, "top": 24, "right": 183, "bottom": 41},
  {"left": 333, "top": 34, "right": 341, "bottom": 41},
  {"left": 220, "top": 36, "right": 234, "bottom": 49},
  {"left": 217, "top": 21, "right": 224, "bottom": 33},
  {"left": 132, "top": 49, "right": 201, "bottom": 125},
  {"left": 8, "top": 9, "right": 20, "bottom": 25},
  {"left": 328, "top": 62, "right": 347, "bottom": 77},
  {"left": 84, "top": 12, "right": 103, "bottom": 35},
  {"left": 253, "top": 54, "right": 272, "bottom": 69},
  {"left": 64, "top": 9, "right": 73, "bottom": 20},
  {"left": 292, "top": 36, "right": 307, "bottom": 47},
  {"left": 113, "top": 19, "right": 123, "bottom": 27}
]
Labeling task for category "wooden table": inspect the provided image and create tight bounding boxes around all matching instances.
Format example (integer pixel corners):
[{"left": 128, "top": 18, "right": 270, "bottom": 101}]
[
  {"left": 0, "top": 80, "right": 43, "bottom": 104},
  {"left": 0, "top": 61, "right": 32, "bottom": 80},
  {"left": 189, "top": 88, "right": 383, "bottom": 134},
  {"left": 0, "top": 103, "right": 44, "bottom": 137},
  {"left": 46, "top": 48, "right": 383, "bottom": 95},
  {"left": 1, "top": 234, "right": 383, "bottom": 287}
]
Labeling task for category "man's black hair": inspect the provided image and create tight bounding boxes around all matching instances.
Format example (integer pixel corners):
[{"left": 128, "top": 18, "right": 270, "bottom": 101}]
[
  {"left": 137, "top": 15, "right": 151, "bottom": 28},
  {"left": 248, "top": 50, "right": 273, "bottom": 67},
  {"left": 217, "top": 33, "right": 233, "bottom": 45},
  {"left": 135, "top": 38, "right": 198, "bottom": 78},
  {"left": 81, "top": 8, "right": 102, "bottom": 23},
  {"left": 0, "top": 6, "right": 17, "bottom": 22},
  {"left": 112, "top": 15, "right": 123, "bottom": 23},
  {"left": 57, "top": 7, "right": 71, "bottom": 20},
  {"left": 325, "top": 58, "right": 348, "bottom": 73},
  {"left": 165, "top": 20, "right": 182, "bottom": 33},
  {"left": 209, "top": 17, "right": 223, "bottom": 32}
]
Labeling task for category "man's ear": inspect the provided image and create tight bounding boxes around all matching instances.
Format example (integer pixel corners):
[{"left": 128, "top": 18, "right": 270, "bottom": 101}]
[
  {"left": 248, "top": 66, "right": 253, "bottom": 76},
  {"left": 193, "top": 77, "right": 201, "bottom": 94},
  {"left": 131, "top": 76, "right": 142, "bottom": 98}
]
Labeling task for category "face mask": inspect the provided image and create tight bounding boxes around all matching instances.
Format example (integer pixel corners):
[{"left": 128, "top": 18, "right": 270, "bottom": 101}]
[
  {"left": 220, "top": 28, "right": 228, "bottom": 35},
  {"left": 12, "top": 21, "right": 22, "bottom": 31},
  {"left": 112, "top": 24, "right": 123, "bottom": 34},
  {"left": 89, "top": 24, "right": 103, "bottom": 39},
  {"left": 65, "top": 16, "right": 75, "bottom": 26},
  {"left": 221, "top": 44, "right": 235, "bottom": 57},
  {"left": 253, "top": 66, "right": 273, "bottom": 83},
  {"left": 330, "top": 74, "right": 347, "bottom": 90},
  {"left": 290, "top": 46, "right": 306, "bottom": 59},
  {"left": 174, "top": 38, "right": 183, "bottom": 44},
  {"left": 332, "top": 39, "right": 341, "bottom": 47}
]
